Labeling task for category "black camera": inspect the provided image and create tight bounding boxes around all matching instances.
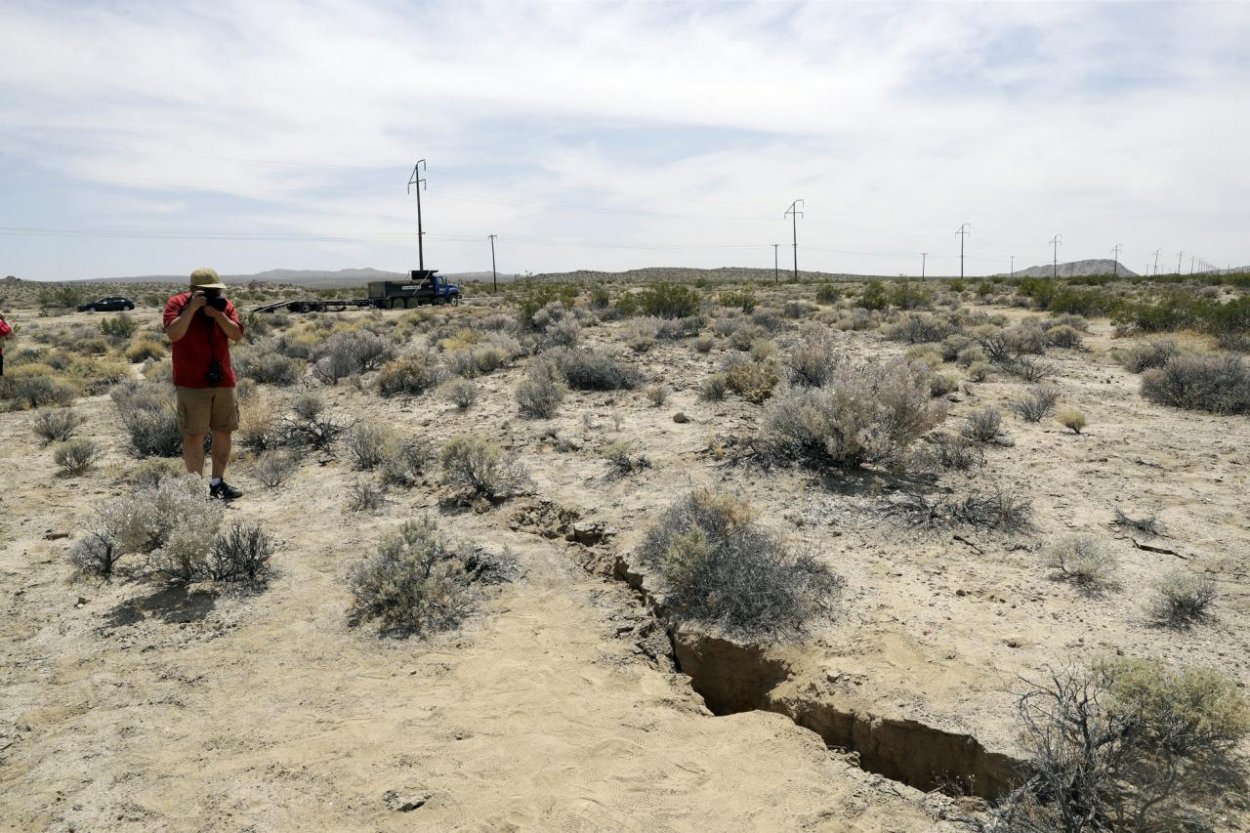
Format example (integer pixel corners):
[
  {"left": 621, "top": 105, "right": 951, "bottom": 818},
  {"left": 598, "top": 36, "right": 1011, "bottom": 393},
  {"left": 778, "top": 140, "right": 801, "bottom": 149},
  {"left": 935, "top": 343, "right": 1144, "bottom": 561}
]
[{"left": 208, "top": 295, "right": 228, "bottom": 312}]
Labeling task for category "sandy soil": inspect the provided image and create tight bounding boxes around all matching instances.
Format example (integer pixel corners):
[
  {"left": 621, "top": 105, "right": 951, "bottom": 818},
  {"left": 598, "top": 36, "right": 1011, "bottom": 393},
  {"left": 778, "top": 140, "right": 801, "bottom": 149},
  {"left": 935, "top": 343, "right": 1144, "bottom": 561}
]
[{"left": 3, "top": 292, "right": 1248, "bottom": 831}]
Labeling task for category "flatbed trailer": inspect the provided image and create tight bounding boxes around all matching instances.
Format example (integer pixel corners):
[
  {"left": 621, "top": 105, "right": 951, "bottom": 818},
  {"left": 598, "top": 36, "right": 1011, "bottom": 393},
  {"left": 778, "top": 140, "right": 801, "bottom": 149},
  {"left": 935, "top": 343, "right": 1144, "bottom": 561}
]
[{"left": 252, "top": 271, "right": 461, "bottom": 314}]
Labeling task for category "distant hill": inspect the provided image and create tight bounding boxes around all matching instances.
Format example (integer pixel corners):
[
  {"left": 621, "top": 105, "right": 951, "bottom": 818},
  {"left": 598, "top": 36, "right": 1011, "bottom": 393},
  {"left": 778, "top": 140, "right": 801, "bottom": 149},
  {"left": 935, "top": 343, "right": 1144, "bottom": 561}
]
[{"left": 1004, "top": 259, "right": 1140, "bottom": 279}]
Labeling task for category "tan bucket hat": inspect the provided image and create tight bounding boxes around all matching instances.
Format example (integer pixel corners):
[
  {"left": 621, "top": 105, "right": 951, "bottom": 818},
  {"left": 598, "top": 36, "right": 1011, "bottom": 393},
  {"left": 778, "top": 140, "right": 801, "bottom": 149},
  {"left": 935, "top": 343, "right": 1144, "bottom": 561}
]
[{"left": 189, "top": 267, "right": 227, "bottom": 290}]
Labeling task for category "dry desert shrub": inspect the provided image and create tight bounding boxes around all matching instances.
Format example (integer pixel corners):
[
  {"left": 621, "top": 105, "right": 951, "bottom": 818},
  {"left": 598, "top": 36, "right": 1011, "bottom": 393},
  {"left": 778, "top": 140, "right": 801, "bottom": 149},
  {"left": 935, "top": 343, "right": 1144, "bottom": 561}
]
[
  {"left": 637, "top": 489, "right": 843, "bottom": 638},
  {"left": 442, "top": 378, "right": 479, "bottom": 410},
  {"left": 1147, "top": 570, "right": 1216, "bottom": 628},
  {"left": 204, "top": 521, "right": 274, "bottom": 584},
  {"left": 1057, "top": 408, "right": 1087, "bottom": 434},
  {"left": 1044, "top": 323, "right": 1083, "bottom": 349},
  {"left": 377, "top": 350, "right": 443, "bottom": 397},
  {"left": 281, "top": 393, "right": 344, "bottom": 452},
  {"left": 1045, "top": 535, "right": 1117, "bottom": 591},
  {"left": 125, "top": 336, "right": 166, "bottom": 363},
  {"left": 885, "top": 313, "right": 959, "bottom": 344},
  {"left": 699, "top": 373, "right": 727, "bottom": 401},
  {"left": 763, "top": 358, "right": 944, "bottom": 469},
  {"left": 1111, "top": 507, "right": 1162, "bottom": 537},
  {"left": 645, "top": 384, "right": 670, "bottom": 407},
  {"left": 346, "top": 422, "right": 396, "bottom": 471},
  {"left": 379, "top": 438, "right": 432, "bottom": 488},
  {"left": 784, "top": 325, "right": 842, "bottom": 388},
  {"left": 233, "top": 342, "right": 303, "bottom": 385},
  {"left": 602, "top": 439, "right": 650, "bottom": 476},
  {"left": 439, "top": 434, "right": 531, "bottom": 502},
  {"left": 961, "top": 406, "right": 1005, "bottom": 443},
  {"left": 110, "top": 380, "right": 181, "bottom": 457},
  {"left": 237, "top": 395, "right": 280, "bottom": 454},
  {"left": 994, "top": 661, "right": 1249, "bottom": 833},
  {"left": 251, "top": 452, "right": 299, "bottom": 488},
  {"left": 32, "top": 408, "right": 82, "bottom": 445},
  {"left": 54, "top": 438, "right": 99, "bottom": 476},
  {"left": 70, "top": 531, "right": 122, "bottom": 579},
  {"left": 1139, "top": 353, "right": 1250, "bottom": 414},
  {"left": 346, "top": 479, "right": 389, "bottom": 513},
  {"left": 554, "top": 347, "right": 643, "bottom": 391},
  {"left": 516, "top": 357, "right": 566, "bottom": 418},
  {"left": 313, "top": 329, "right": 394, "bottom": 385},
  {"left": 99, "top": 314, "right": 138, "bottom": 340},
  {"left": 347, "top": 517, "right": 514, "bottom": 637},
  {"left": 723, "top": 357, "right": 778, "bottom": 403},
  {"left": 1010, "top": 386, "right": 1059, "bottom": 423},
  {"left": 915, "top": 432, "right": 984, "bottom": 472},
  {"left": 2, "top": 374, "right": 77, "bottom": 411},
  {"left": 94, "top": 474, "right": 225, "bottom": 582},
  {"left": 1114, "top": 339, "right": 1179, "bottom": 373}
]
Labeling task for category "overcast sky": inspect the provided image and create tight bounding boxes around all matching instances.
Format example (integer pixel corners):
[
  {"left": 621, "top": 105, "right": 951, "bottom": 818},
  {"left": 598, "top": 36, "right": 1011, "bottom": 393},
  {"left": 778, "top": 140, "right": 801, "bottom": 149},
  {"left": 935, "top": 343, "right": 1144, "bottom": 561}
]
[{"left": 2, "top": 1, "right": 1247, "bottom": 281}]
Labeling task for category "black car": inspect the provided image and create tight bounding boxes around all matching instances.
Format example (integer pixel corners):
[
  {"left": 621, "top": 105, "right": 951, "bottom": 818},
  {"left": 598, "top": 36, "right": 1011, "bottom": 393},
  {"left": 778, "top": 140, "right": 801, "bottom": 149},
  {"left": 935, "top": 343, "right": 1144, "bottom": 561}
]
[{"left": 78, "top": 296, "right": 135, "bottom": 312}]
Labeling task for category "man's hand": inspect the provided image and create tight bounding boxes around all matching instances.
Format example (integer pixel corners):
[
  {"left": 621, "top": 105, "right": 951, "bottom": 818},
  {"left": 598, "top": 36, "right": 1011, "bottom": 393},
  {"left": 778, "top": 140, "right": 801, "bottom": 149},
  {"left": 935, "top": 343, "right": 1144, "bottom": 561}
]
[{"left": 188, "top": 291, "right": 208, "bottom": 313}]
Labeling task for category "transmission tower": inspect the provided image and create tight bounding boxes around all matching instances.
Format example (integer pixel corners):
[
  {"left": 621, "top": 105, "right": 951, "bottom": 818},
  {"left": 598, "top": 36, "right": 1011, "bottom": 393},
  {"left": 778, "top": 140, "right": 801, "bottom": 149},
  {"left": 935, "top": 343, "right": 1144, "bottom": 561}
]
[
  {"left": 407, "top": 160, "right": 428, "bottom": 272},
  {"left": 1050, "top": 234, "right": 1062, "bottom": 280},
  {"left": 1152, "top": 248, "right": 1162, "bottom": 276},
  {"left": 785, "top": 200, "right": 804, "bottom": 281},
  {"left": 956, "top": 223, "right": 971, "bottom": 279}
]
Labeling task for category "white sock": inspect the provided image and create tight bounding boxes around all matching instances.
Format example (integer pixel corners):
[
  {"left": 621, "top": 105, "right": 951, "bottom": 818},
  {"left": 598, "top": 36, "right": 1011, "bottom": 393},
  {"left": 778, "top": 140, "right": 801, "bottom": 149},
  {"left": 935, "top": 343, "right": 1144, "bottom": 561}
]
[{"left": 210, "top": 477, "right": 222, "bottom": 486}]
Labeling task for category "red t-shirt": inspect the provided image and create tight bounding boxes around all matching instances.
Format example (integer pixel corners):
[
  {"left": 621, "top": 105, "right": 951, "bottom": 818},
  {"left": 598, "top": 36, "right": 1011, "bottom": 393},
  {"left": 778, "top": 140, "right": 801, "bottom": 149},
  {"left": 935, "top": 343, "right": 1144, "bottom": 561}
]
[
  {"left": 0, "top": 317, "right": 11, "bottom": 354},
  {"left": 162, "top": 292, "right": 243, "bottom": 388}
]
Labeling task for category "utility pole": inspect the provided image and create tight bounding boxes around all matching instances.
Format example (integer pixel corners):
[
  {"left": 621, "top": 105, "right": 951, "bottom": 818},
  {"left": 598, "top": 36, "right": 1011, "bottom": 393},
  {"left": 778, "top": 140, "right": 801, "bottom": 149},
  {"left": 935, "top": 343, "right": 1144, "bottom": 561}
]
[
  {"left": 921, "top": 252, "right": 927, "bottom": 280},
  {"left": 1152, "top": 248, "right": 1162, "bottom": 276},
  {"left": 772, "top": 244, "right": 779, "bottom": 284},
  {"left": 1190, "top": 256, "right": 1195, "bottom": 275},
  {"left": 407, "top": 160, "right": 427, "bottom": 272},
  {"left": 488, "top": 234, "right": 498, "bottom": 294},
  {"left": 784, "top": 200, "right": 804, "bottom": 281},
  {"left": 1177, "top": 251, "right": 1183, "bottom": 276},
  {"left": 1111, "top": 243, "right": 1122, "bottom": 277},
  {"left": 956, "top": 223, "right": 971, "bottom": 279},
  {"left": 1010, "top": 255, "right": 1015, "bottom": 278},
  {"left": 1050, "top": 234, "right": 1062, "bottom": 280}
]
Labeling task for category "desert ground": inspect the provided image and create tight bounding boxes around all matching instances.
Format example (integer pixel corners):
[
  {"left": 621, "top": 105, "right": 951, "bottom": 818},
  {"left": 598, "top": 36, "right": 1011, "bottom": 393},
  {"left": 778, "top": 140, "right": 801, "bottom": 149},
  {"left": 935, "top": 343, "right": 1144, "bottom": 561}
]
[{"left": 2, "top": 272, "right": 1248, "bottom": 832}]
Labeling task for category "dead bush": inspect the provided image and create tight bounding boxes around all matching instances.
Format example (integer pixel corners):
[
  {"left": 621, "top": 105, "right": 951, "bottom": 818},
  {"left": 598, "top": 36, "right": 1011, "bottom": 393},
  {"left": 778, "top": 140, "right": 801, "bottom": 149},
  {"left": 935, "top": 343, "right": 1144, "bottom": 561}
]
[
  {"left": 439, "top": 434, "right": 531, "bottom": 502},
  {"left": 70, "top": 531, "right": 122, "bottom": 580},
  {"left": 347, "top": 517, "right": 514, "bottom": 637},
  {"left": 637, "top": 490, "right": 843, "bottom": 638},
  {"left": 1112, "top": 507, "right": 1162, "bottom": 537},
  {"left": 763, "top": 359, "right": 944, "bottom": 469}
]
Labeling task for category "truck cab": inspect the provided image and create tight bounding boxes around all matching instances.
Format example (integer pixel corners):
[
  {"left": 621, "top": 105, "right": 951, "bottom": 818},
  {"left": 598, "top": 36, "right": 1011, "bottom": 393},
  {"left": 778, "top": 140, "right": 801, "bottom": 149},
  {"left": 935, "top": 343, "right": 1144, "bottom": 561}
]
[{"left": 366, "top": 271, "right": 461, "bottom": 308}]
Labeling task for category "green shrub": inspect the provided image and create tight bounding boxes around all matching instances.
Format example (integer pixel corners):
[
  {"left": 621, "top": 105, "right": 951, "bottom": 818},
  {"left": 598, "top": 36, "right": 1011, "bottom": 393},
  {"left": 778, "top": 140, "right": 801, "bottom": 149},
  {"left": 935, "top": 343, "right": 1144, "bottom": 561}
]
[
  {"left": 100, "top": 314, "right": 138, "bottom": 340},
  {"left": 718, "top": 289, "right": 756, "bottom": 312},
  {"left": 1115, "top": 339, "right": 1179, "bottom": 373},
  {"left": 637, "top": 283, "right": 701, "bottom": 318},
  {"left": 855, "top": 281, "right": 888, "bottom": 311},
  {"left": 886, "top": 281, "right": 931, "bottom": 310},
  {"left": 2, "top": 375, "right": 77, "bottom": 410},
  {"left": 815, "top": 283, "right": 842, "bottom": 304},
  {"left": 637, "top": 489, "right": 843, "bottom": 637}
]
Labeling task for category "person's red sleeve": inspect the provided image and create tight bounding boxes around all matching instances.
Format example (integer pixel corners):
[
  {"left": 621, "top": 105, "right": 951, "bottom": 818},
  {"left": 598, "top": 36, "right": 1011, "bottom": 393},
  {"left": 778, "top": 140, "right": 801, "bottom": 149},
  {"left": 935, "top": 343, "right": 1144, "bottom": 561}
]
[
  {"left": 0, "top": 319, "right": 11, "bottom": 338},
  {"left": 163, "top": 293, "right": 188, "bottom": 329},
  {"left": 225, "top": 301, "right": 244, "bottom": 338}
]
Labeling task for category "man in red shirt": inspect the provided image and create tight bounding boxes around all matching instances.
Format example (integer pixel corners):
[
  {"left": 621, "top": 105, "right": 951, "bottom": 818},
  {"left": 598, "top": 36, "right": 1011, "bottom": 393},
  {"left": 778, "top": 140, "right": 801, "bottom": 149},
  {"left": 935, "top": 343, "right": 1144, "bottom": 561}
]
[
  {"left": 163, "top": 268, "right": 245, "bottom": 500},
  {"left": 0, "top": 313, "right": 12, "bottom": 377}
]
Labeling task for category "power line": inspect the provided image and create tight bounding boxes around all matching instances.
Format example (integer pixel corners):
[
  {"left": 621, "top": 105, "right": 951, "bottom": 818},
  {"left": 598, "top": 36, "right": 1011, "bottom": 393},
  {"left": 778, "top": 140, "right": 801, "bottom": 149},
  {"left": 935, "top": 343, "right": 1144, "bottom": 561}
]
[{"left": 785, "top": 199, "right": 804, "bottom": 281}]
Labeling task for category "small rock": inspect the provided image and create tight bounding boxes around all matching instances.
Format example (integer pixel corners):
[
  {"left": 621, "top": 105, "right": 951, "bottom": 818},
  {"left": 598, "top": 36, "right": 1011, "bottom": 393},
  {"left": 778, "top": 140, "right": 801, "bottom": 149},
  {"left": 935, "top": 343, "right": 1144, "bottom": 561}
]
[
  {"left": 383, "top": 789, "right": 434, "bottom": 812},
  {"left": 44, "top": 532, "right": 70, "bottom": 541},
  {"left": 75, "top": 597, "right": 88, "bottom": 608},
  {"left": 672, "top": 412, "right": 690, "bottom": 423},
  {"left": 568, "top": 521, "right": 616, "bottom": 546}
]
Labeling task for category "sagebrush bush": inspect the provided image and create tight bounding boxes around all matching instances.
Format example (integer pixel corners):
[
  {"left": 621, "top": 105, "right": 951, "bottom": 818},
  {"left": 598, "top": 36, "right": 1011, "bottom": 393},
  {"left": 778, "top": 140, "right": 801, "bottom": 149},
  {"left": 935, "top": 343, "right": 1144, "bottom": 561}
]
[
  {"left": 443, "top": 378, "right": 478, "bottom": 410},
  {"left": 376, "top": 351, "right": 443, "bottom": 397},
  {"left": 1140, "top": 353, "right": 1250, "bottom": 414},
  {"left": 1057, "top": 408, "right": 1087, "bottom": 434},
  {"left": 885, "top": 313, "right": 958, "bottom": 344},
  {"left": 961, "top": 406, "right": 1004, "bottom": 443},
  {"left": 763, "top": 359, "right": 944, "bottom": 469},
  {"left": 1045, "top": 535, "right": 1116, "bottom": 590},
  {"left": 252, "top": 452, "right": 299, "bottom": 488},
  {"left": 111, "top": 380, "right": 181, "bottom": 457},
  {"left": 1148, "top": 570, "right": 1216, "bottom": 627},
  {"left": 919, "top": 433, "right": 983, "bottom": 472},
  {"left": 439, "top": 434, "right": 530, "bottom": 502},
  {"left": 205, "top": 521, "right": 274, "bottom": 583},
  {"left": 783, "top": 325, "right": 842, "bottom": 387},
  {"left": 312, "top": 330, "right": 394, "bottom": 385},
  {"left": 516, "top": 358, "right": 565, "bottom": 418},
  {"left": 3, "top": 375, "right": 77, "bottom": 410},
  {"left": 638, "top": 490, "right": 843, "bottom": 637},
  {"left": 1115, "top": 339, "right": 1179, "bottom": 373},
  {"left": 233, "top": 344, "right": 303, "bottom": 385},
  {"left": 33, "top": 408, "right": 82, "bottom": 445},
  {"left": 70, "top": 531, "right": 122, "bottom": 579},
  {"left": 97, "top": 475, "right": 224, "bottom": 581},
  {"left": 379, "top": 438, "right": 431, "bottom": 488},
  {"left": 346, "top": 422, "right": 395, "bottom": 471},
  {"left": 347, "top": 479, "right": 389, "bottom": 513},
  {"left": 281, "top": 393, "right": 343, "bottom": 452},
  {"left": 54, "top": 438, "right": 99, "bottom": 476},
  {"left": 347, "top": 517, "right": 512, "bottom": 636},
  {"left": 699, "top": 373, "right": 727, "bottom": 401},
  {"left": 1011, "top": 386, "right": 1058, "bottom": 423},
  {"left": 555, "top": 348, "right": 642, "bottom": 391},
  {"left": 723, "top": 358, "right": 778, "bottom": 404},
  {"left": 603, "top": 440, "right": 650, "bottom": 475}
]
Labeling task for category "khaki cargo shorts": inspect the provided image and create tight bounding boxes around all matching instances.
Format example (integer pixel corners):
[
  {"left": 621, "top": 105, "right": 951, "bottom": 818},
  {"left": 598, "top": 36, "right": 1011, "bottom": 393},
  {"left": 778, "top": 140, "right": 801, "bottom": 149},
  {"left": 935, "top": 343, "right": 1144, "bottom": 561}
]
[{"left": 175, "top": 386, "right": 240, "bottom": 434}]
